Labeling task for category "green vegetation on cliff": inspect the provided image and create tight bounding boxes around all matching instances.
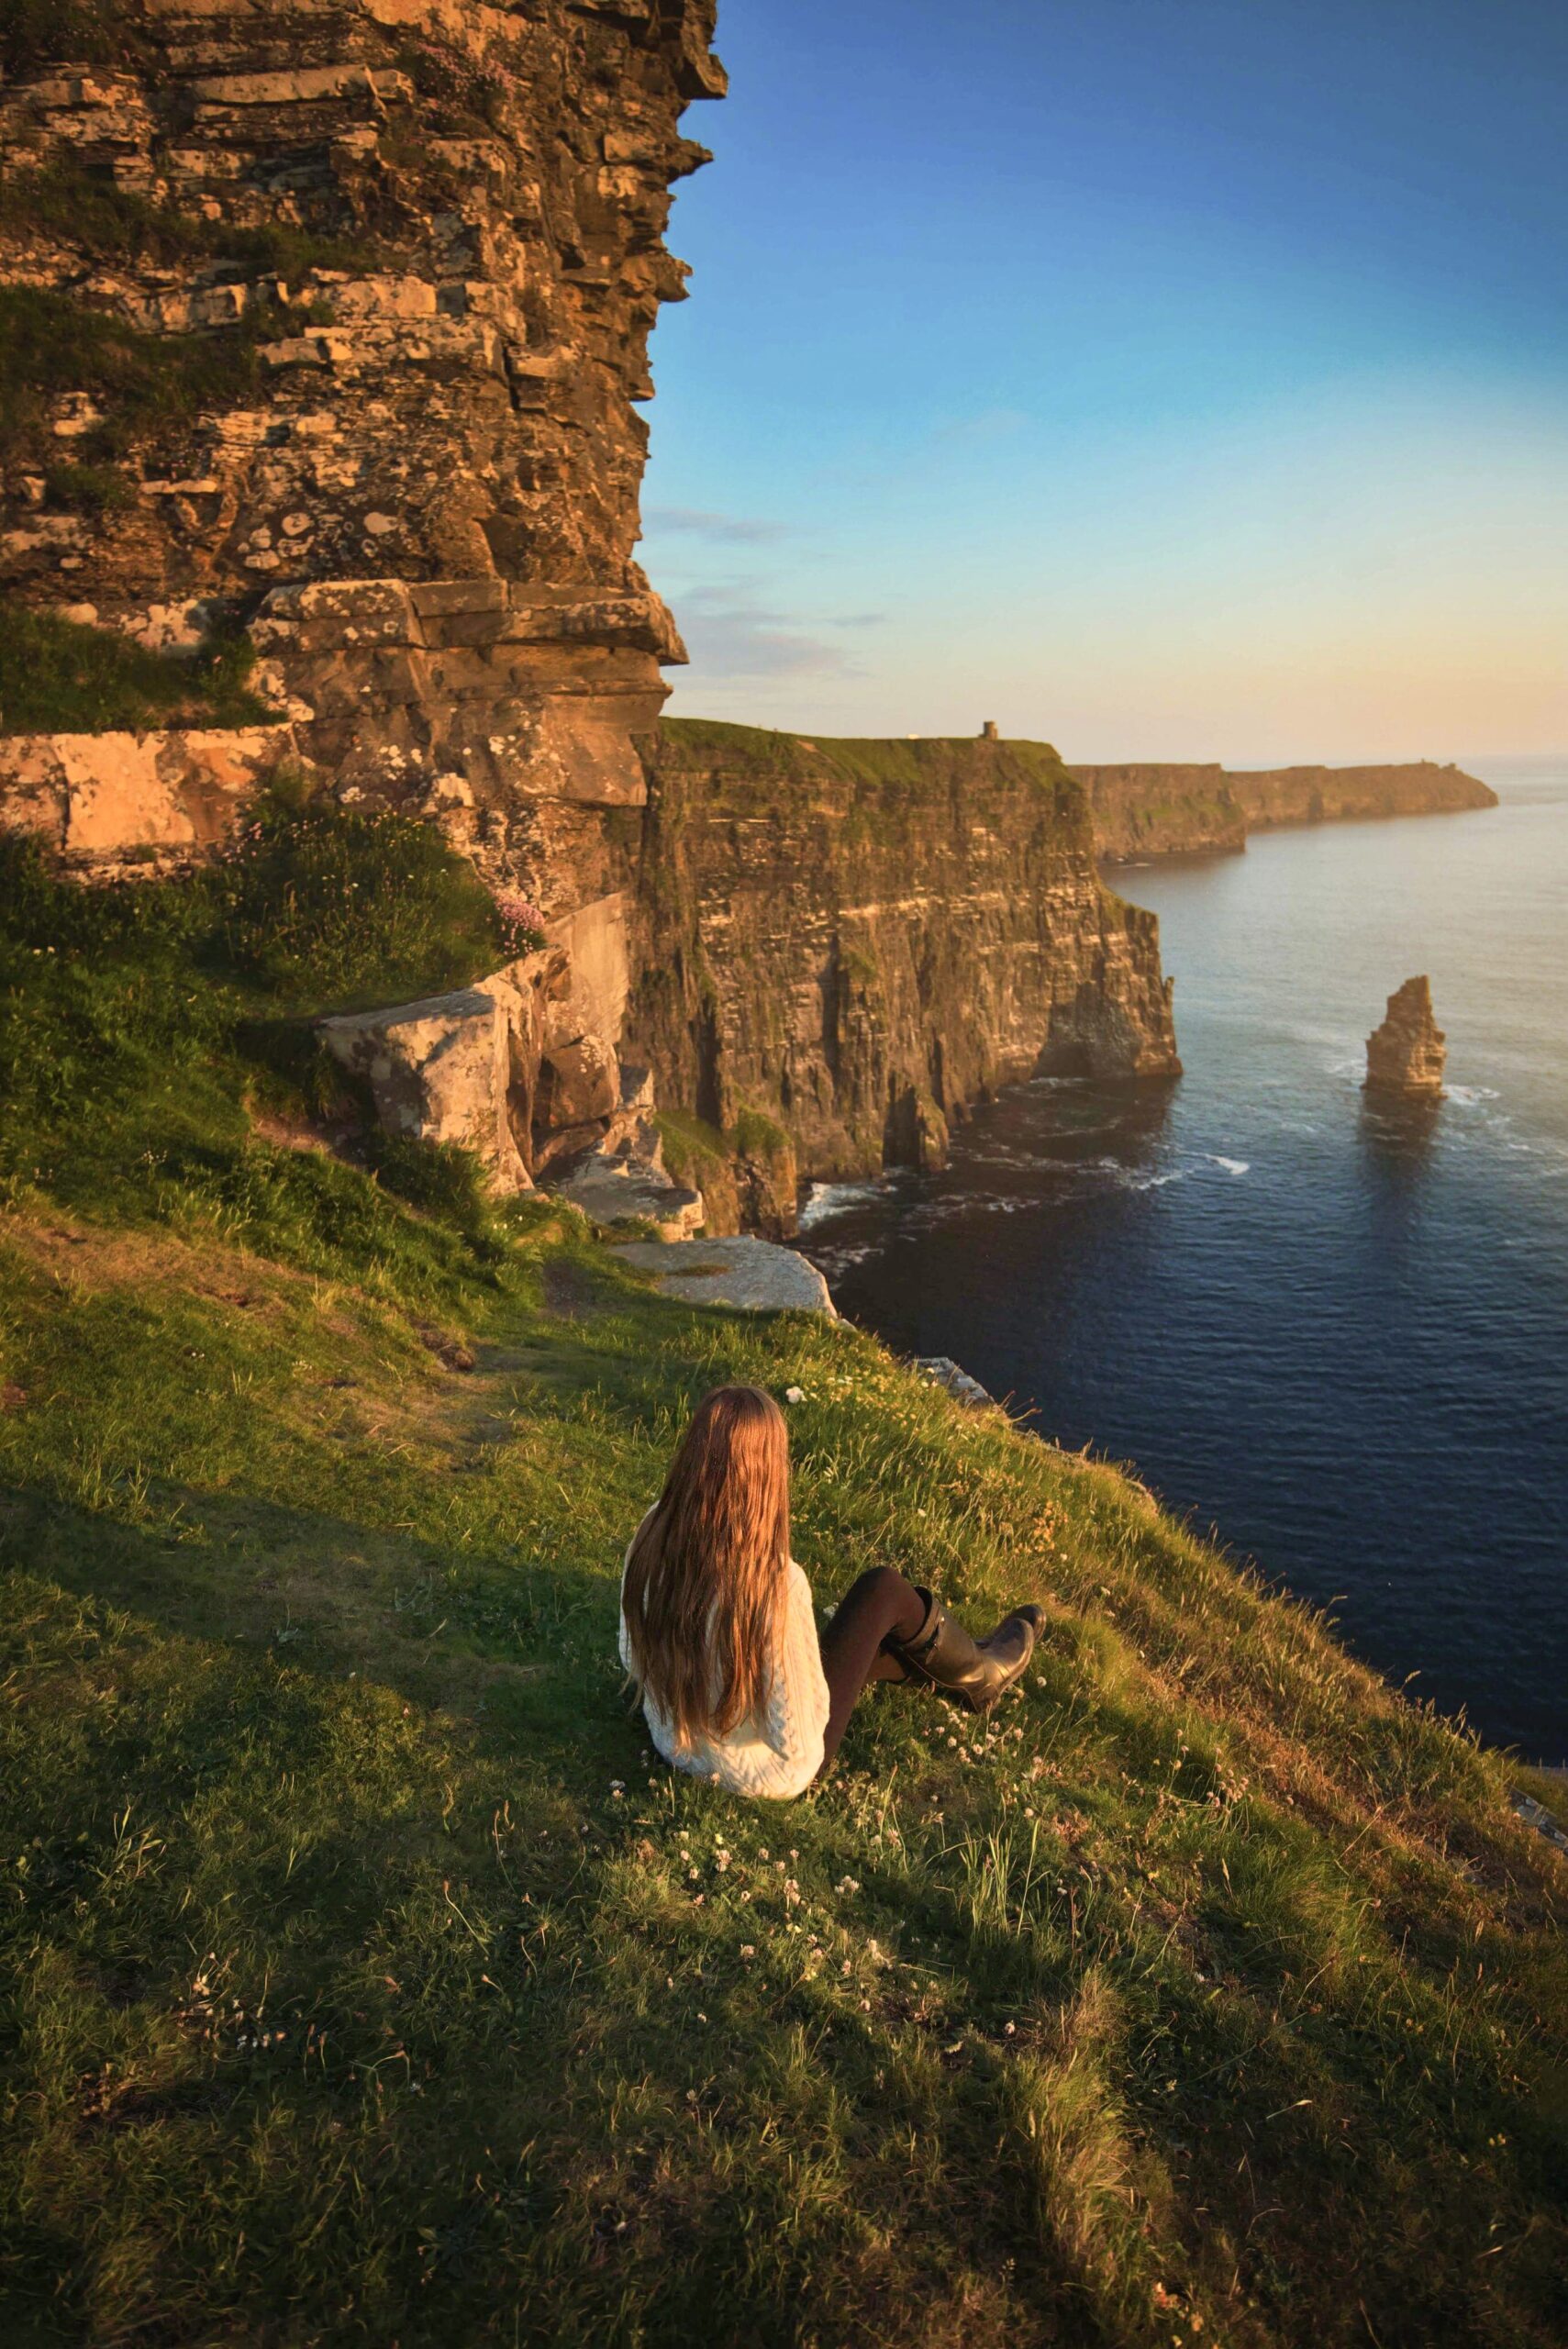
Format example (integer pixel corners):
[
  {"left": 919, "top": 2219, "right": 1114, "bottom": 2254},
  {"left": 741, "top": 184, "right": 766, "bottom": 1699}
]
[
  {"left": 0, "top": 828, "right": 1564, "bottom": 2347},
  {"left": 0, "top": 609, "right": 277, "bottom": 735},
  {"left": 0, "top": 800, "right": 508, "bottom": 1260},
  {"left": 0, "top": 160, "right": 379, "bottom": 279},
  {"left": 659, "top": 715, "right": 1084, "bottom": 828}
]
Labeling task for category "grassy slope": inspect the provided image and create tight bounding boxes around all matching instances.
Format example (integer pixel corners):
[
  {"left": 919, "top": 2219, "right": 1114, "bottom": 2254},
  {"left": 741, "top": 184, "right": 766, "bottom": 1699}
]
[
  {"left": 0, "top": 824, "right": 1564, "bottom": 2347},
  {"left": 655, "top": 715, "right": 1076, "bottom": 806}
]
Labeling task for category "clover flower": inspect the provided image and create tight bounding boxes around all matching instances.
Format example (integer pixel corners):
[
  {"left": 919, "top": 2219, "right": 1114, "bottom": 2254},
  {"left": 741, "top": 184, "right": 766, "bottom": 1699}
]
[{"left": 493, "top": 890, "right": 547, "bottom": 951}]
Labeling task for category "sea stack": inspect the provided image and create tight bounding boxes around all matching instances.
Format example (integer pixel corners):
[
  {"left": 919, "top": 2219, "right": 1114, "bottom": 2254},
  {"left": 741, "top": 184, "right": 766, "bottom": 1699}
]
[{"left": 1365, "top": 976, "right": 1447, "bottom": 1096}]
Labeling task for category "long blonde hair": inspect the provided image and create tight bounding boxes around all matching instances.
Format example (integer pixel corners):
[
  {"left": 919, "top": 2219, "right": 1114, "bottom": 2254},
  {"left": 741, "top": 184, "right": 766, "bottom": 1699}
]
[{"left": 622, "top": 1385, "right": 791, "bottom": 1747}]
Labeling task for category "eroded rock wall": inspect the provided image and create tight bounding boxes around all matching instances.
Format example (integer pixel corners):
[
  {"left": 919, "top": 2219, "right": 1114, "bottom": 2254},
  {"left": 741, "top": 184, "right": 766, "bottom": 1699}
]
[
  {"left": 0, "top": 0, "right": 723, "bottom": 900},
  {"left": 628, "top": 721, "right": 1181, "bottom": 1186}
]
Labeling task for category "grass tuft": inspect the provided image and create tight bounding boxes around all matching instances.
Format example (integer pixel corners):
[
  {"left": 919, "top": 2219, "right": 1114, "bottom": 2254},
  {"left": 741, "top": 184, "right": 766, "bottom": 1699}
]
[
  {"left": 0, "top": 161, "right": 380, "bottom": 276},
  {"left": 0, "top": 284, "right": 272, "bottom": 466},
  {"left": 0, "top": 607, "right": 276, "bottom": 734}
]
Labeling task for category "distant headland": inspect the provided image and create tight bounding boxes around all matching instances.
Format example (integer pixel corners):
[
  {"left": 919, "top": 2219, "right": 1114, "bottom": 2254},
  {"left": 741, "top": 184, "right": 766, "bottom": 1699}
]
[{"left": 1069, "top": 759, "right": 1498, "bottom": 861}]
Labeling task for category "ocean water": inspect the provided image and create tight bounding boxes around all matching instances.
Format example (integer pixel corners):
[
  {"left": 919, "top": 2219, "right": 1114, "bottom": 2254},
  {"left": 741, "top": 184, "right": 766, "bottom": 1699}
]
[{"left": 799, "top": 759, "right": 1568, "bottom": 1764}]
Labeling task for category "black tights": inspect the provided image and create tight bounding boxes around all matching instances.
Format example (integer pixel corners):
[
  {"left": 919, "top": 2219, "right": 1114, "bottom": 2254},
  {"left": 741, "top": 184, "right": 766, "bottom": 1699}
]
[{"left": 817, "top": 1565, "right": 928, "bottom": 1766}]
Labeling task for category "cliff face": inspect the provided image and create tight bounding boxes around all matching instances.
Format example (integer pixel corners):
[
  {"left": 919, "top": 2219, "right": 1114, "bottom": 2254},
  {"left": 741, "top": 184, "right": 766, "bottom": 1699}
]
[
  {"left": 0, "top": 0, "right": 724, "bottom": 908},
  {"left": 628, "top": 721, "right": 1181, "bottom": 1189},
  {"left": 0, "top": 15, "right": 1187, "bottom": 1227},
  {"left": 1067, "top": 763, "right": 1246, "bottom": 859},
  {"left": 1228, "top": 762, "right": 1497, "bottom": 833},
  {"left": 1071, "top": 759, "right": 1496, "bottom": 859}
]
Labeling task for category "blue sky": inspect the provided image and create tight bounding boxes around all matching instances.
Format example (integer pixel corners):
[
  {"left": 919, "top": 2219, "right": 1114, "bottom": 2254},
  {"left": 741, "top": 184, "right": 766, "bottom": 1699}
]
[{"left": 639, "top": 0, "right": 1568, "bottom": 762}]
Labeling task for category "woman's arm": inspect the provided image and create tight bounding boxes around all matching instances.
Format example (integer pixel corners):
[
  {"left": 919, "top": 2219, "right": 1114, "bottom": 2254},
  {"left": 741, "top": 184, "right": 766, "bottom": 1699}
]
[{"left": 762, "top": 1564, "right": 830, "bottom": 1768}]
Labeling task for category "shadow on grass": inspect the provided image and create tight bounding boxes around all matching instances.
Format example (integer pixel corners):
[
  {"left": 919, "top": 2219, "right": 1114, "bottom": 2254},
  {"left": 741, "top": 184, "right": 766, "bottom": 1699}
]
[{"left": 0, "top": 1483, "right": 641, "bottom": 1776}]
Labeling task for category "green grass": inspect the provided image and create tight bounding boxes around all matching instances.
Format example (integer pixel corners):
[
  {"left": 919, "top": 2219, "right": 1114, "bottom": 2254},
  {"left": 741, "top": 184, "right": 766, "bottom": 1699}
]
[
  {"left": 654, "top": 1107, "right": 730, "bottom": 1185},
  {"left": 0, "top": 833, "right": 1563, "bottom": 2343},
  {"left": 0, "top": 161, "right": 380, "bottom": 278},
  {"left": 0, "top": 608, "right": 278, "bottom": 734},
  {"left": 39, "top": 459, "right": 137, "bottom": 516},
  {"left": 0, "top": 0, "right": 123, "bottom": 78},
  {"left": 0, "top": 284, "right": 273, "bottom": 467},
  {"left": 0, "top": 1203, "right": 1563, "bottom": 2347},
  {"left": 0, "top": 800, "right": 510, "bottom": 1277},
  {"left": 658, "top": 716, "right": 1070, "bottom": 796}
]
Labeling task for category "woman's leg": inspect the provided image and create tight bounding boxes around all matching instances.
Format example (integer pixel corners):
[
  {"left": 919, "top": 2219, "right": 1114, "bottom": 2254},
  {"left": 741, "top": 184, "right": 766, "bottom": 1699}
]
[{"left": 817, "top": 1565, "right": 929, "bottom": 1765}]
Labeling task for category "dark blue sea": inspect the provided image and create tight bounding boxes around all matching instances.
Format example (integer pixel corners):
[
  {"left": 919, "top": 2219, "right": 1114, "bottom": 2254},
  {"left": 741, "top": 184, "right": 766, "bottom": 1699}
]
[{"left": 799, "top": 760, "right": 1568, "bottom": 1764}]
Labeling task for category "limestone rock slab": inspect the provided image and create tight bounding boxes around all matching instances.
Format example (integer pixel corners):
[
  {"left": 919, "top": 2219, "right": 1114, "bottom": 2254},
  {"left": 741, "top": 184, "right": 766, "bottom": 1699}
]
[
  {"left": 552, "top": 1156, "right": 703, "bottom": 1240},
  {"left": 317, "top": 988, "right": 530, "bottom": 1192},
  {"left": 613, "top": 1237, "right": 836, "bottom": 1318},
  {"left": 0, "top": 726, "right": 296, "bottom": 872}
]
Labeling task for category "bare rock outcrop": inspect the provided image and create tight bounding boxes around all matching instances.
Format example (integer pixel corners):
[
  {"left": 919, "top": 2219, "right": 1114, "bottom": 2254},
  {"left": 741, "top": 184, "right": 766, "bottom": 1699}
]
[
  {"left": 614, "top": 1237, "right": 836, "bottom": 1317},
  {"left": 0, "top": 724, "right": 295, "bottom": 874},
  {"left": 1365, "top": 976, "right": 1447, "bottom": 1096},
  {"left": 552, "top": 1156, "right": 704, "bottom": 1241},
  {"left": 317, "top": 985, "right": 533, "bottom": 1192}
]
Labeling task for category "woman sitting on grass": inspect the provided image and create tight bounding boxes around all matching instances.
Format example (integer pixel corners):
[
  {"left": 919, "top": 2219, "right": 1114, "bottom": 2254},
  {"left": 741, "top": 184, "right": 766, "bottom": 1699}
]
[{"left": 620, "top": 1384, "right": 1045, "bottom": 1799}]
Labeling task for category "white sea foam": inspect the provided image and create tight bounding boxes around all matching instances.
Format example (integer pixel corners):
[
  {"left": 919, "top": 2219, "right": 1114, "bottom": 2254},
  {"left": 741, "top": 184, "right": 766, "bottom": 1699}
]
[{"left": 796, "top": 1178, "right": 888, "bottom": 1231}]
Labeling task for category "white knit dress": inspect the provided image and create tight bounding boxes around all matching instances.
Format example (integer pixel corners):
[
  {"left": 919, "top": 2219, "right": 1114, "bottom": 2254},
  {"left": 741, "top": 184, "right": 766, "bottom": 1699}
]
[{"left": 618, "top": 1522, "right": 830, "bottom": 1800}]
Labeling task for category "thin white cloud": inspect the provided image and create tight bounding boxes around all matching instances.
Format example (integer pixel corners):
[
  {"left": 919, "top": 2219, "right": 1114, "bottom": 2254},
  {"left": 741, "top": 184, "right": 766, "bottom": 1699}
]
[
  {"left": 643, "top": 505, "right": 786, "bottom": 544},
  {"left": 676, "top": 585, "right": 857, "bottom": 679}
]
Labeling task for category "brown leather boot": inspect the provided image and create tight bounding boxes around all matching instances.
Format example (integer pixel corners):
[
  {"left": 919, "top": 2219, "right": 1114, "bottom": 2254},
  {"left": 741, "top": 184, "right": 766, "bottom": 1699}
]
[{"left": 885, "top": 1589, "right": 1046, "bottom": 1714}]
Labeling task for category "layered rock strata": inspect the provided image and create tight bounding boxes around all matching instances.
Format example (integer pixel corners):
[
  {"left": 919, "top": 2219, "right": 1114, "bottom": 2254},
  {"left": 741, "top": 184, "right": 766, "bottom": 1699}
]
[
  {"left": 1365, "top": 976, "right": 1447, "bottom": 1096},
  {"left": 1, "top": 0, "right": 722, "bottom": 874},
  {"left": 1068, "top": 763, "right": 1247, "bottom": 860},
  {"left": 0, "top": 0, "right": 723, "bottom": 1179},
  {"left": 627, "top": 721, "right": 1181, "bottom": 1197},
  {"left": 1071, "top": 760, "right": 1496, "bottom": 861}
]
